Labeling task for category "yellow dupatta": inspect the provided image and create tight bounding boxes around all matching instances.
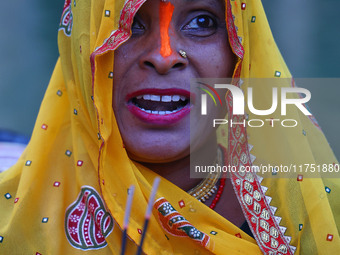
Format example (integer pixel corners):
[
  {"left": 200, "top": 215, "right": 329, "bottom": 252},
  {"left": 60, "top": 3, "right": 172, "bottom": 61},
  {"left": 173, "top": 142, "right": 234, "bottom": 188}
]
[{"left": 0, "top": 0, "right": 339, "bottom": 254}]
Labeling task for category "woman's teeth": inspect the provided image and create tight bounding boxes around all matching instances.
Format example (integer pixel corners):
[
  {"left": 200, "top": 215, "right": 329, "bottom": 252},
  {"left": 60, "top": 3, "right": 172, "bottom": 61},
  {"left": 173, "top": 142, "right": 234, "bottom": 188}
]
[
  {"left": 139, "top": 108, "right": 182, "bottom": 115},
  {"left": 136, "top": 94, "right": 187, "bottom": 102},
  {"left": 132, "top": 94, "right": 189, "bottom": 114}
]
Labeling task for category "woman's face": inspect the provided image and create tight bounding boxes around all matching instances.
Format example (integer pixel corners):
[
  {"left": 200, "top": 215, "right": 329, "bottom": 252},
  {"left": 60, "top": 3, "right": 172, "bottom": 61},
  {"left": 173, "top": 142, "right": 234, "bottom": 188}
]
[{"left": 112, "top": 0, "right": 235, "bottom": 163}]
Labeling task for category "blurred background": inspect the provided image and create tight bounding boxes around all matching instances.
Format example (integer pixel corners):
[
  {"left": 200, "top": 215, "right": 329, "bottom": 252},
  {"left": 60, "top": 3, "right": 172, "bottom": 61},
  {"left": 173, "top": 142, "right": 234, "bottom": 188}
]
[{"left": 0, "top": 0, "right": 339, "bottom": 158}]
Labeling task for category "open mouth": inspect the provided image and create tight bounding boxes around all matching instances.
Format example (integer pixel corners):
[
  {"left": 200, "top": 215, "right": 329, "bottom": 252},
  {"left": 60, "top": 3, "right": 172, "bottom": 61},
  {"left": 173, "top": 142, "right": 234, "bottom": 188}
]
[
  {"left": 131, "top": 94, "right": 189, "bottom": 114},
  {"left": 126, "top": 89, "right": 192, "bottom": 124}
]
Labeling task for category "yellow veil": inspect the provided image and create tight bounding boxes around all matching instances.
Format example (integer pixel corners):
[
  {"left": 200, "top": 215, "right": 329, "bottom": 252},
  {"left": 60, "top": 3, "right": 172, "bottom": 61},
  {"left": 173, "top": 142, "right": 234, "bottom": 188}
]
[{"left": 0, "top": 0, "right": 339, "bottom": 254}]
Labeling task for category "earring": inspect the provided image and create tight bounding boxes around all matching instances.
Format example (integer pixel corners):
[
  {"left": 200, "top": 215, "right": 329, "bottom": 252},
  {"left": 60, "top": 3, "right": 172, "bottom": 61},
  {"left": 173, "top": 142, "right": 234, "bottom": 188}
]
[{"left": 179, "top": 50, "right": 187, "bottom": 59}]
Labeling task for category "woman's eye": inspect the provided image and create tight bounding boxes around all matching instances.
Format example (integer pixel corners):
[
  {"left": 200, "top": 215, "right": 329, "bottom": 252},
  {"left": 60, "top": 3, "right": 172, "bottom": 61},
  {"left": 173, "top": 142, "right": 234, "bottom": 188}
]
[
  {"left": 131, "top": 18, "right": 145, "bottom": 35},
  {"left": 183, "top": 15, "right": 217, "bottom": 30}
]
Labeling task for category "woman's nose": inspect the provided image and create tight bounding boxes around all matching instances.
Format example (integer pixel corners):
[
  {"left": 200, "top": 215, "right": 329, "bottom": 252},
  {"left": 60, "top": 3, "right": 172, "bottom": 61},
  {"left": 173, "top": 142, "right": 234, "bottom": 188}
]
[{"left": 139, "top": 42, "right": 188, "bottom": 75}]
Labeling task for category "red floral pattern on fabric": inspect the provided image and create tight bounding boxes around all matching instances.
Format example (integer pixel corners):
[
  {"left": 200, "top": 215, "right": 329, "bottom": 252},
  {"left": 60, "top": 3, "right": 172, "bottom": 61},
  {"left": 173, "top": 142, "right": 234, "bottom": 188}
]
[
  {"left": 59, "top": 0, "right": 73, "bottom": 36},
  {"left": 154, "top": 198, "right": 210, "bottom": 248},
  {"left": 226, "top": 0, "right": 244, "bottom": 59},
  {"left": 226, "top": 1, "right": 295, "bottom": 254},
  {"left": 226, "top": 102, "right": 295, "bottom": 254},
  {"left": 65, "top": 186, "right": 114, "bottom": 250},
  {"left": 90, "top": 0, "right": 147, "bottom": 69}
]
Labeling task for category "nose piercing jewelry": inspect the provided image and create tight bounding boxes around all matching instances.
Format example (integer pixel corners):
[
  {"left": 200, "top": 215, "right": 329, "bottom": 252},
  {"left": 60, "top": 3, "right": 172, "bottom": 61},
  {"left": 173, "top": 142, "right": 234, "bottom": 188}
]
[{"left": 179, "top": 50, "right": 187, "bottom": 59}]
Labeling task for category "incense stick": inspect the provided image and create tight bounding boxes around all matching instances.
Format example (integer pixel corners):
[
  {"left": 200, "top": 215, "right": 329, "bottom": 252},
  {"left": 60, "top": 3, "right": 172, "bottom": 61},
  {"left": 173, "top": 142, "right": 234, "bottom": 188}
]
[
  {"left": 136, "top": 177, "right": 160, "bottom": 255},
  {"left": 121, "top": 185, "right": 135, "bottom": 255}
]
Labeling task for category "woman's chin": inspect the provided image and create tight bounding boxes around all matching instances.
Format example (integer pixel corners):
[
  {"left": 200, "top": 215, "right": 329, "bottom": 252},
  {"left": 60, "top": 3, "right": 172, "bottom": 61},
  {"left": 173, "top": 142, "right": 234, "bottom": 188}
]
[{"left": 126, "top": 147, "right": 189, "bottom": 164}]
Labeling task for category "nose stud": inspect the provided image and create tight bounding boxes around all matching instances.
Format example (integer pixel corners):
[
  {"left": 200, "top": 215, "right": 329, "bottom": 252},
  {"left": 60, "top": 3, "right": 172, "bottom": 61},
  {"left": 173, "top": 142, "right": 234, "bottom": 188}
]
[{"left": 179, "top": 50, "right": 187, "bottom": 59}]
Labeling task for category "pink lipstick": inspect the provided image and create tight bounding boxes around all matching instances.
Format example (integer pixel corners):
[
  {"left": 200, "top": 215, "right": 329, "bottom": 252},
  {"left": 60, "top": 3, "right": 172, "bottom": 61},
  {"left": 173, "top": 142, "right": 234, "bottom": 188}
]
[{"left": 126, "top": 89, "right": 192, "bottom": 125}]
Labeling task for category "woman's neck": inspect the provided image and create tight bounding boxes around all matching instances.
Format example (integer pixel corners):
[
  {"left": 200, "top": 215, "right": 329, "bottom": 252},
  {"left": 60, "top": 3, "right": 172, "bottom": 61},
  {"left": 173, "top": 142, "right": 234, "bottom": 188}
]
[
  {"left": 137, "top": 133, "right": 218, "bottom": 192},
  {"left": 140, "top": 155, "right": 201, "bottom": 192},
  {"left": 135, "top": 136, "right": 247, "bottom": 228}
]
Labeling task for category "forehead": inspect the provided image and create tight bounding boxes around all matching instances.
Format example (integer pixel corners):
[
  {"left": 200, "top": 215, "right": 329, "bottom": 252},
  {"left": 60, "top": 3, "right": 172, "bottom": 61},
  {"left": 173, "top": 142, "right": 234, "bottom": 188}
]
[
  {"left": 136, "top": 0, "right": 226, "bottom": 21},
  {"left": 141, "top": 0, "right": 225, "bottom": 10},
  {"left": 180, "top": 0, "right": 224, "bottom": 6}
]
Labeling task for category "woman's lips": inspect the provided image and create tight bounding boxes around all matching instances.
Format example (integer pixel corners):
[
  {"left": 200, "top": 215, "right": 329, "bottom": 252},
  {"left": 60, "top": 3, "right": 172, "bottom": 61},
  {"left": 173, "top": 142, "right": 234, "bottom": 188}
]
[{"left": 126, "top": 88, "right": 193, "bottom": 125}]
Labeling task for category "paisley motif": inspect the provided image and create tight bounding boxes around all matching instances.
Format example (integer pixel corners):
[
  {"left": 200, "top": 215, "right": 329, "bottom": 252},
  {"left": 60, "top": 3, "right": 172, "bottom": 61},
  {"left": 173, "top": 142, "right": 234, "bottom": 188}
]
[
  {"left": 65, "top": 186, "right": 114, "bottom": 250},
  {"left": 59, "top": 0, "right": 73, "bottom": 36}
]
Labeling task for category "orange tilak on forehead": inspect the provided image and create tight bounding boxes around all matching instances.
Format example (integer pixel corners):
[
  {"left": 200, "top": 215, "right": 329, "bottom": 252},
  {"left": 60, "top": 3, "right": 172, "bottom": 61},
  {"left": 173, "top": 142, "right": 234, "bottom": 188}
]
[{"left": 159, "top": 1, "right": 175, "bottom": 57}]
